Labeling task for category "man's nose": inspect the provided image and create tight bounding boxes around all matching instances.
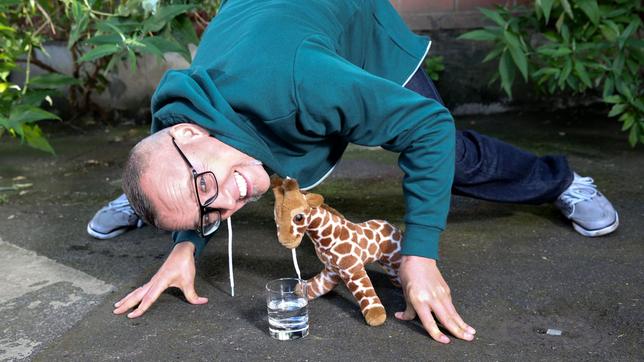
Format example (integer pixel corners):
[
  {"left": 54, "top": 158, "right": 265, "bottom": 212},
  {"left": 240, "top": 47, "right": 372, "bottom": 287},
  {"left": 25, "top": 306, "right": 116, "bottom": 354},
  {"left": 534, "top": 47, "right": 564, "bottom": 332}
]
[{"left": 211, "top": 189, "right": 237, "bottom": 211}]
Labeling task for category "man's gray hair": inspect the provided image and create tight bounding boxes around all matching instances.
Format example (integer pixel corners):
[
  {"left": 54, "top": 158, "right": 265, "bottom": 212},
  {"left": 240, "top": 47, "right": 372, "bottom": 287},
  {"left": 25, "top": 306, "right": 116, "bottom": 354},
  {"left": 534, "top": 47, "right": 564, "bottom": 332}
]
[{"left": 122, "top": 138, "right": 158, "bottom": 228}]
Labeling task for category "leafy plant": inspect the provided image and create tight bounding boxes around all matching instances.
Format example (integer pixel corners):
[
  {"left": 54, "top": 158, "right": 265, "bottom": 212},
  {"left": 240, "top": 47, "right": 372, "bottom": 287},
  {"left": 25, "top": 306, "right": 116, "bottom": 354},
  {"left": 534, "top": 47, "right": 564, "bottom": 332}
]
[
  {"left": 460, "top": 0, "right": 643, "bottom": 146},
  {"left": 424, "top": 55, "right": 445, "bottom": 81},
  {"left": 1, "top": 0, "right": 221, "bottom": 153},
  {"left": 0, "top": 1, "right": 75, "bottom": 153}
]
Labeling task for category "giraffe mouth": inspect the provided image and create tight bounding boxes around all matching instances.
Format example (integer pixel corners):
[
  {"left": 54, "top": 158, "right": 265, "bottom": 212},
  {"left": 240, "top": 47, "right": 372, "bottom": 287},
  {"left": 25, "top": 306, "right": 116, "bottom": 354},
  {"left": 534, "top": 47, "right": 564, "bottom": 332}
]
[{"left": 281, "top": 240, "right": 301, "bottom": 249}]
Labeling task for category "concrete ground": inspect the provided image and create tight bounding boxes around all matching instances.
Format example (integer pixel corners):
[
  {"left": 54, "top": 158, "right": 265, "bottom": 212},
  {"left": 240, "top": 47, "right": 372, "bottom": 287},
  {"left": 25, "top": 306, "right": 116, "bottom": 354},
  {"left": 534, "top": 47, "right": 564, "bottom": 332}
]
[{"left": 0, "top": 110, "right": 642, "bottom": 361}]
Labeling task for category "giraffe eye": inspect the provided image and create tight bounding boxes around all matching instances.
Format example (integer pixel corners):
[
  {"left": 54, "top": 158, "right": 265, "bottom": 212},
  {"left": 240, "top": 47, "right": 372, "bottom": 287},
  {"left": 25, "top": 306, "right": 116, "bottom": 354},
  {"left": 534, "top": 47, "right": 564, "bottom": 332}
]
[{"left": 294, "top": 214, "right": 304, "bottom": 223}]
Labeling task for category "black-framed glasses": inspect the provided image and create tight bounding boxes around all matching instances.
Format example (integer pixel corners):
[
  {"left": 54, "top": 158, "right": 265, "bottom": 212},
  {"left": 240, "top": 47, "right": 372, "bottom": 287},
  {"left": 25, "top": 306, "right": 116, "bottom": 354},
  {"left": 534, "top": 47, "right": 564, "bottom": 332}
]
[{"left": 171, "top": 137, "right": 221, "bottom": 236}]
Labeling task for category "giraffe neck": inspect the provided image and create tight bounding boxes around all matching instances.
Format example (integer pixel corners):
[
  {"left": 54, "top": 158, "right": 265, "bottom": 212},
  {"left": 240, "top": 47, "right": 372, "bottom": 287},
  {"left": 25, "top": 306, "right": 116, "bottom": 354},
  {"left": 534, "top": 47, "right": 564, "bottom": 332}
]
[{"left": 306, "top": 206, "right": 355, "bottom": 248}]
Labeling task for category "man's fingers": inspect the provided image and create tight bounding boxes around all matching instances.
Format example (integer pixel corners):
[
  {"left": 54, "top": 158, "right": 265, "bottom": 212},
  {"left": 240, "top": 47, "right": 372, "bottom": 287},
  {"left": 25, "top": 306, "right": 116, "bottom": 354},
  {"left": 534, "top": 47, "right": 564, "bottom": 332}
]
[
  {"left": 182, "top": 284, "right": 208, "bottom": 305},
  {"left": 432, "top": 302, "right": 473, "bottom": 341},
  {"left": 113, "top": 287, "right": 147, "bottom": 315},
  {"left": 127, "top": 283, "right": 166, "bottom": 318},
  {"left": 412, "top": 300, "right": 450, "bottom": 344},
  {"left": 394, "top": 300, "right": 416, "bottom": 321},
  {"left": 444, "top": 299, "right": 476, "bottom": 335},
  {"left": 114, "top": 285, "right": 148, "bottom": 308}
]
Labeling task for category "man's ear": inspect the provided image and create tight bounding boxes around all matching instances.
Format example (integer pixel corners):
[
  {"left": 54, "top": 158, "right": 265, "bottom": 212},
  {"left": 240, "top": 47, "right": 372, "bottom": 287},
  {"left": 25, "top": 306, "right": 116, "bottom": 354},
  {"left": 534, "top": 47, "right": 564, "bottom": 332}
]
[
  {"left": 169, "top": 123, "right": 209, "bottom": 144},
  {"left": 305, "top": 193, "right": 324, "bottom": 208}
]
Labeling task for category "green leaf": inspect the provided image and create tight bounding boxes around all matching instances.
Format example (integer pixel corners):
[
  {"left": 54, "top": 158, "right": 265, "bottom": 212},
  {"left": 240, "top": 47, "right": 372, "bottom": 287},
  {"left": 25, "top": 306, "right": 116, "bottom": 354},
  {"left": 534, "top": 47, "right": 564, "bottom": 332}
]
[
  {"left": 30, "top": 73, "right": 81, "bottom": 88},
  {"left": 127, "top": 48, "right": 137, "bottom": 73},
  {"left": 615, "top": 77, "right": 633, "bottom": 101},
  {"left": 19, "top": 89, "right": 60, "bottom": 107},
  {"left": 131, "top": 38, "right": 164, "bottom": 59},
  {"left": 577, "top": 0, "right": 600, "bottom": 25},
  {"left": 0, "top": 24, "right": 15, "bottom": 33},
  {"left": 8, "top": 105, "right": 60, "bottom": 126},
  {"left": 628, "top": 122, "right": 639, "bottom": 146},
  {"left": 620, "top": 113, "right": 634, "bottom": 131},
  {"left": 85, "top": 34, "right": 124, "bottom": 46},
  {"left": 602, "top": 77, "right": 614, "bottom": 99},
  {"left": 499, "top": 51, "right": 515, "bottom": 98},
  {"left": 171, "top": 15, "right": 200, "bottom": 46},
  {"left": 612, "top": 53, "right": 625, "bottom": 76},
  {"left": 539, "top": 0, "right": 555, "bottom": 23},
  {"left": 533, "top": 67, "right": 560, "bottom": 77},
  {"left": 560, "top": 23, "right": 571, "bottom": 45},
  {"left": 574, "top": 62, "right": 592, "bottom": 88},
  {"left": 141, "top": 36, "right": 189, "bottom": 62},
  {"left": 142, "top": 4, "right": 196, "bottom": 33},
  {"left": 618, "top": 19, "right": 641, "bottom": 49},
  {"left": 507, "top": 43, "right": 528, "bottom": 81},
  {"left": 78, "top": 44, "right": 122, "bottom": 63},
  {"left": 97, "top": 18, "right": 144, "bottom": 34},
  {"left": 537, "top": 46, "right": 572, "bottom": 57},
  {"left": 608, "top": 103, "right": 627, "bottom": 117},
  {"left": 459, "top": 29, "right": 498, "bottom": 41},
  {"left": 558, "top": 58, "right": 573, "bottom": 89},
  {"left": 560, "top": 0, "right": 574, "bottom": 19},
  {"left": 482, "top": 46, "right": 504, "bottom": 63},
  {"left": 22, "top": 124, "right": 55, "bottom": 154},
  {"left": 68, "top": 5, "right": 89, "bottom": 49},
  {"left": 479, "top": 7, "right": 506, "bottom": 27},
  {"left": 603, "top": 95, "right": 622, "bottom": 104},
  {"left": 543, "top": 31, "right": 559, "bottom": 42}
]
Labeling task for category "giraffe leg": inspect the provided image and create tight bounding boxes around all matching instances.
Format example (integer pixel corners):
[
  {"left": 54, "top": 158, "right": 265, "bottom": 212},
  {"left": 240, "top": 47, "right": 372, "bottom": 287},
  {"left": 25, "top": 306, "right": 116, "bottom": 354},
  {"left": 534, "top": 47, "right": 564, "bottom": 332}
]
[
  {"left": 377, "top": 260, "right": 401, "bottom": 288},
  {"left": 305, "top": 268, "right": 341, "bottom": 300},
  {"left": 339, "top": 267, "right": 386, "bottom": 326}
]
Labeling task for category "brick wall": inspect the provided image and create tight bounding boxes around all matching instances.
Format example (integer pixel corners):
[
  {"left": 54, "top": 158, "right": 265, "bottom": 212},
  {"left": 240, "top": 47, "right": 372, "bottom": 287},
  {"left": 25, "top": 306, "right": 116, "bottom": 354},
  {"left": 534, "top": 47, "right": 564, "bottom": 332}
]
[{"left": 391, "top": 0, "right": 531, "bottom": 30}]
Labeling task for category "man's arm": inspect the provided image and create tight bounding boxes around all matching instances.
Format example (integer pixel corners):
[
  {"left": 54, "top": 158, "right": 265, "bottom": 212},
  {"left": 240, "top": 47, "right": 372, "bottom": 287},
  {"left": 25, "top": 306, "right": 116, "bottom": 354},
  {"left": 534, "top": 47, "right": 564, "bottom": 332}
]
[
  {"left": 293, "top": 35, "right": 475, "bottom": 342},
  {"left": 113, "top": 241, "right": 208, "bottom": 318}
]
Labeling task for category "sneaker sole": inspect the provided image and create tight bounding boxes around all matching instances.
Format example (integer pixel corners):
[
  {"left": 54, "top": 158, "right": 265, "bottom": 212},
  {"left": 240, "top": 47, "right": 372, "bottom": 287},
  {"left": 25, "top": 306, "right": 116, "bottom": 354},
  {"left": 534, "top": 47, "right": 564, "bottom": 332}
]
[
  {"left": 572, "top": 213, "right": 619, "bottom": 237},
  {"left": 87, "top": 223, "right": 141, "bottom": 240}
]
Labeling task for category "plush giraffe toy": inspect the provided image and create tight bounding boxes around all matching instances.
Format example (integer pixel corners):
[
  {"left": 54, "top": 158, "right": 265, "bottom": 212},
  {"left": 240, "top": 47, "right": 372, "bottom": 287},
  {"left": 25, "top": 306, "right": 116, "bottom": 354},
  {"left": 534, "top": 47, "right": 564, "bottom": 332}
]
[{"left": 271, "top": 176, "right": 403, "bottom": 326}]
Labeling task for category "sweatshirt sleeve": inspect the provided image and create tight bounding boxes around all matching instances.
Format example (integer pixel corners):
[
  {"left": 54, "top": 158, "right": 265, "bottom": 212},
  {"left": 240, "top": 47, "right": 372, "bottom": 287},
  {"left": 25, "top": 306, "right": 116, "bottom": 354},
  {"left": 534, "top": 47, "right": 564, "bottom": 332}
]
[
  {"left": 171, "top": 230, "right": 212, "bottom": 258},
  {"left": 293, "top": 35, "right": 455, "bottom": 260}
]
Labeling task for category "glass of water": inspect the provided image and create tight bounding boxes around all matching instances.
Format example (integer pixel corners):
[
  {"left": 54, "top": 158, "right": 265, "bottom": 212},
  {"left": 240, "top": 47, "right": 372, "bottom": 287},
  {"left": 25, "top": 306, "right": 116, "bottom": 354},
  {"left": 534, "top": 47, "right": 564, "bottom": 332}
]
[{"left": 266, "top": 278, "right": 309, "bottom": 340}]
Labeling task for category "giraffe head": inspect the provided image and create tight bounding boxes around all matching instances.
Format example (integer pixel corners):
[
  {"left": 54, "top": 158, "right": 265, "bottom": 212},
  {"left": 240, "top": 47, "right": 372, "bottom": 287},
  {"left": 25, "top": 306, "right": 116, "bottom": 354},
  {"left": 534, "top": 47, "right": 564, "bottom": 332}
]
[{"left": 271, "top": 175, "right": 324, "bottom": 249}]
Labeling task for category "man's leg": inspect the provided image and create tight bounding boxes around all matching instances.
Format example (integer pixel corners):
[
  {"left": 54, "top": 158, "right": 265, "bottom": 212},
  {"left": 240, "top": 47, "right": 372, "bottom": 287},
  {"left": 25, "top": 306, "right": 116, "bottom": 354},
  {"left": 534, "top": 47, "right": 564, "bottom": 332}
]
[{"left": 404, "top": 66, "right": 618, "bottom": 236}]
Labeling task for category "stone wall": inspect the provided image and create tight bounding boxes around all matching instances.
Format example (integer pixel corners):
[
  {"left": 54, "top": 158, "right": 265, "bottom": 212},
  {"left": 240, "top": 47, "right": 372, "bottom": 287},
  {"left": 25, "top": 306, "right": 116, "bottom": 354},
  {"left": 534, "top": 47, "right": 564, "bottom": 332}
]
[{"left": 23, "top": 1, "right": 534, "bottom": 117}]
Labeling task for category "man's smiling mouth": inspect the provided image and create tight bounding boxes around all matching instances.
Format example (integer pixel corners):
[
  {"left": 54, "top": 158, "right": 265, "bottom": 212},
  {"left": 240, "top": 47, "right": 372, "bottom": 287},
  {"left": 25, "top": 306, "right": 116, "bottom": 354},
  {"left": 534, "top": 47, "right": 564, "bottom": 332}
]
[{"left": 233, "top": 171, "right": 248, "bottom": 199}]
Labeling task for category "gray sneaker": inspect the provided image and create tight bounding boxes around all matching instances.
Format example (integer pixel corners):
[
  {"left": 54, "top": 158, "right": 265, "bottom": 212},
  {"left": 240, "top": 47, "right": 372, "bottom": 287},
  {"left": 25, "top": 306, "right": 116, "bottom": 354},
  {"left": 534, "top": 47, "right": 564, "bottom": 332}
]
[
  {"left": 555, "top": 173, "right": 619, "bottom": 237},
  {"left": 87, "top": 194, "right": 144, "bottom": 239}
]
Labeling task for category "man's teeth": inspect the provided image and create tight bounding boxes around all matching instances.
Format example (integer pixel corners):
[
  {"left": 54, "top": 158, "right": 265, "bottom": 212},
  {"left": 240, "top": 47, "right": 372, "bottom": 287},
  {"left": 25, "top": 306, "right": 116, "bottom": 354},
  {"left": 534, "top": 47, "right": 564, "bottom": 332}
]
[{"left": 234, "top": 171, "right": 247, "bottom": 199}]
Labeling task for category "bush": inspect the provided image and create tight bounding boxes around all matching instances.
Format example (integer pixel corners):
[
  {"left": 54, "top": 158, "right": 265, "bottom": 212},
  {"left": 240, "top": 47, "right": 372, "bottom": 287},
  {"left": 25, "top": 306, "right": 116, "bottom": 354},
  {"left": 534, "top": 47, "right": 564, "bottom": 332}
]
[
  {"left": 460, "top": 0, "right": 643, "bottom": 146},
  {"left": 0, "top": 0, "right": 221, "bottom": 154}
]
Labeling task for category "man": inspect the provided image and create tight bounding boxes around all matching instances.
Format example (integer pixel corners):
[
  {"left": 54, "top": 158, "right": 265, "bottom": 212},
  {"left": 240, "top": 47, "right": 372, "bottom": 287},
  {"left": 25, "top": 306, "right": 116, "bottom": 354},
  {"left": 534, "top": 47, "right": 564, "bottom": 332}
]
[{"left": 104, "top": 0, "right": 618, "bottom": 344}]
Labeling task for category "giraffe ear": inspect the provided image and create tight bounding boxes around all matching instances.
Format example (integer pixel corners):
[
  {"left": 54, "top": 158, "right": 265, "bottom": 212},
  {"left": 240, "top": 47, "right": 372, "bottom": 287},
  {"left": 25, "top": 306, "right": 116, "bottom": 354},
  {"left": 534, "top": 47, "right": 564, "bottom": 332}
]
[
  {"left": 305, "top": 193, "right": 324, "bottom": 208},
  {"left": 271, "top": 176, "right": 284, "bottom": 205},
  {"left": 270, "top": 174, "right": 283, "bottom": 189},
  {"left": 283, "top": 177, "right": 300, "bottom": 192}
]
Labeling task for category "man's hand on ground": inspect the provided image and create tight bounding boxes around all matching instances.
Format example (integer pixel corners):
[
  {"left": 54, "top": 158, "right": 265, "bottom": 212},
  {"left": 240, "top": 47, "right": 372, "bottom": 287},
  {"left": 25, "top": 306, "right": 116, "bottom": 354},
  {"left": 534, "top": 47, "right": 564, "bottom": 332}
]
[
  {"left": 113, "top": 241, "right": 208, "bottom": 318},
  {"left": 395, "top": 255, "right": 475, "bottom": 343}
]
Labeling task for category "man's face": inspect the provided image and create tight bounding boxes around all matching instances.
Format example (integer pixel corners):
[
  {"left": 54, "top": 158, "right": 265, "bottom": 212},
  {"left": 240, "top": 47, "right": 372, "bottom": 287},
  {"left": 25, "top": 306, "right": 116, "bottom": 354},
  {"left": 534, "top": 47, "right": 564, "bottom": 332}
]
[{"left": 140, "top": 123, "right": 270, "bottom": 231}]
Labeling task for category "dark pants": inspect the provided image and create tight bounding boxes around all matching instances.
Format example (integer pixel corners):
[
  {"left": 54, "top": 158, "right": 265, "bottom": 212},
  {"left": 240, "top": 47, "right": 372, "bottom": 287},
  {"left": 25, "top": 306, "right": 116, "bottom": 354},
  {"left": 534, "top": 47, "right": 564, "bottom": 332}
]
[{"left": 404, "top": 68, "right": 573, "bottom": 204}]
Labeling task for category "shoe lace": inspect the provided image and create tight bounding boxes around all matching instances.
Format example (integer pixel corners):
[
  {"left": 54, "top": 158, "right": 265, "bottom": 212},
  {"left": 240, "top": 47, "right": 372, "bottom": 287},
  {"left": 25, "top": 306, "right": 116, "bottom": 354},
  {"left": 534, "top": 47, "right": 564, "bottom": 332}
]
[{"left": 560, "top": 176, "right": 597, "bottom": 206}]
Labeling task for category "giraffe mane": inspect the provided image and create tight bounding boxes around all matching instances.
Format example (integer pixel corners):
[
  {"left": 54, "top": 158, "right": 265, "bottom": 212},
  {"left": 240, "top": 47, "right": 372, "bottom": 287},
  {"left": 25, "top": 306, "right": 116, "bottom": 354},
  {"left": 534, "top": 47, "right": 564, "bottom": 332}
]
[{"left": 319, "top": 203, "right": 345, "bottom": 220}]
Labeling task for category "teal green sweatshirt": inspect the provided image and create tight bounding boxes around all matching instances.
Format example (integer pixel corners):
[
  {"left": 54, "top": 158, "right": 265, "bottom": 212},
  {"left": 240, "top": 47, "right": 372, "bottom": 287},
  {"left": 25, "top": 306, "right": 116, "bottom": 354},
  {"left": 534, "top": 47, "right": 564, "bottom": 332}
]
[{"left": 151, "top": 0, "right": 455, "bottom": 260}]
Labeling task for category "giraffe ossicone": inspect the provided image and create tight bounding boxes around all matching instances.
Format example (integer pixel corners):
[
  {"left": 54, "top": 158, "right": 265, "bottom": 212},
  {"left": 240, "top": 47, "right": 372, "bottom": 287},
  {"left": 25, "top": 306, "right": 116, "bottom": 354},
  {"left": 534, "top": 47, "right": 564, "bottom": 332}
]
[{"left": 271, "top": 175, "right": 403, "bottom": 327}]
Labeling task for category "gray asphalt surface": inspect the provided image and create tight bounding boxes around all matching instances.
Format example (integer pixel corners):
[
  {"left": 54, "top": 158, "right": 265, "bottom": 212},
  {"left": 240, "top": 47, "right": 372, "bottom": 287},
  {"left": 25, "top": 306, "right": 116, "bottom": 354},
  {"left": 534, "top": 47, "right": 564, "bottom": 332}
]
[{"left": 0, "top": 111, "right": 642, "bottom": 361}]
